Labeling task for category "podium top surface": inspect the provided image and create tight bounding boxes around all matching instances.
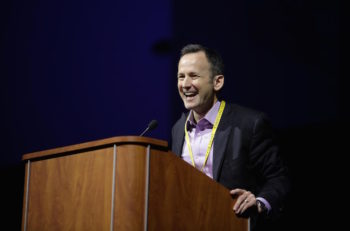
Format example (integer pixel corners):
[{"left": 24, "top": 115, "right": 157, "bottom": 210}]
[{"left": 22, "top": 136, "right": 168, "bottom": 161}]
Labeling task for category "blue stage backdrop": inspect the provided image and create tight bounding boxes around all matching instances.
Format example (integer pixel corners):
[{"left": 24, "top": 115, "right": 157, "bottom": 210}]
[
  {"left": 0, "top": 0, "right": 340, "bottom": 230},
  {"left": 1, "top": 0, "right": 173, "bottom": 167}
]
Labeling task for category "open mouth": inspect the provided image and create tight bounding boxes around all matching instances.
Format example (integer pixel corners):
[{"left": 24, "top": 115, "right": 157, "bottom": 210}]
[{"left": 183, "top": 92, "right": 197, "bottom": 100}]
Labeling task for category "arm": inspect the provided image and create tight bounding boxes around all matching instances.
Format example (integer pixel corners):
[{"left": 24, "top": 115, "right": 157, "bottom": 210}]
[{"left": 231, "top": 113, "right": 290, "bottom": 218}]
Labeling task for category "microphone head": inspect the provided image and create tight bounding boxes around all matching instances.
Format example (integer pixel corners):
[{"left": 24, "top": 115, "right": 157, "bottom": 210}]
[{"left": 148, "top": 120, "right": 158, "bottom": 131}]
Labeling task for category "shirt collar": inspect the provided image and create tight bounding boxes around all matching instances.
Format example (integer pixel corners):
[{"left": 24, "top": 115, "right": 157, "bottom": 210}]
[{"left": 187, "top": 101, "right": 221, "bottom": 130}]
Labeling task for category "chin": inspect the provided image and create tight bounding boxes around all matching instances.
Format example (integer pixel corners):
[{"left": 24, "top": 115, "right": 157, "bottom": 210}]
[{"left": 183, "top": 102, "right": 197, "bottom": 110}]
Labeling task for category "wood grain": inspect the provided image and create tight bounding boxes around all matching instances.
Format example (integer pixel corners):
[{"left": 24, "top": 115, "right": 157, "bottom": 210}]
[
  {"left": 113, "top": 145, "right": 147, "bottom": 231},
  {"left": 25, "top": 147, "right": 114, "bottom": 231},
  {"left": 147, "top": 150, "right": 248, "bottom": 231}
]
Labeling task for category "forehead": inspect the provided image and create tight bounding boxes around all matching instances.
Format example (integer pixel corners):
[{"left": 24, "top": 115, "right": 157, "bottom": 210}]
[{"left": 178, "top": 51, "right": 210, "bottom": 72}]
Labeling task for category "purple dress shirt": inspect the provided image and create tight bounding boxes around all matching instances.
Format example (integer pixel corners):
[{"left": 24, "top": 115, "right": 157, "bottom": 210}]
[{"left": 181, "top": 101, "right": 220, "bottom": 178}]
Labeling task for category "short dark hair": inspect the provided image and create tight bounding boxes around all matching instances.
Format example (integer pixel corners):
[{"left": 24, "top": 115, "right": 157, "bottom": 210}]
[{"left": 180, "top": 44, "right": 224, "bottom": 78}]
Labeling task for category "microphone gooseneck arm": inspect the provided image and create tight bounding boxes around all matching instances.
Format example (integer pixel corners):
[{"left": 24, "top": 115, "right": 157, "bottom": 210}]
[{"left": 140, "top": 120, "right": 158, "bottom": 136}]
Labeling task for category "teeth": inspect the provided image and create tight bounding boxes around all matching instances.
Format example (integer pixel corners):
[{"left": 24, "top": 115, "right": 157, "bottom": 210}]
[{"left": 184, "top": 92, "right": 196, "bottom": 97}]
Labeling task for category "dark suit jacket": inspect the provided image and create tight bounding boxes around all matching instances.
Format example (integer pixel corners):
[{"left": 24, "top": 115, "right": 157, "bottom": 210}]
[{"left": 171, "top": 103, "right": 290, "bottom": 219}]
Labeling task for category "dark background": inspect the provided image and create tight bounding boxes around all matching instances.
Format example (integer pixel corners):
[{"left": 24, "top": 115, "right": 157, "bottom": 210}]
[{"left": 1, "top": 0, "right": 341, "bottom": 230}]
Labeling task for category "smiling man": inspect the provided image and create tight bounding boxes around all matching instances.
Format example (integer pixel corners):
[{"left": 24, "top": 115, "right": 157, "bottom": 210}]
[
  {"left": 177, "top": 50, "right": 224, "bottom": 121},
  {"left": 171, "top": 44, "right": 290, "bottom": 230}
]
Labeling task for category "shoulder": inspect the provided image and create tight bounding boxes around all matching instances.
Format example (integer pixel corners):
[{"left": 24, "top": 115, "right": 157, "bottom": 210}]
[
  {"left": 171, "top": 112, "right": 188, "bottom": 154},
  {"left": 172, "top": 112, "right": 187, "bottom": 127},
  {"left": 172, "top": 112, "right": 188, "bottom": 138},
  {"left": 171, "top": 112, "right": 187, "bottom": 134},
  {"left": 223, "top": 103, "right": 268, "bottom": 125},
  {"left": 221, "top": 103, "right": 275, "bottom": 139}
]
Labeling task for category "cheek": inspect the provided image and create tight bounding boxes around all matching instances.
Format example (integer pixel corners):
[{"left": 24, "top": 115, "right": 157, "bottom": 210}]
[
  {"left": 177, "top": 82, "right": 183, "bottom": 92},
  {"left": 188, "top": 81, "right": 197, "bottom": 90}
]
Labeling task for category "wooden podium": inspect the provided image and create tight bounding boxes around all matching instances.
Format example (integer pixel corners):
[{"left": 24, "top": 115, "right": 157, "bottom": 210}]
[{"left": 21, "top": 136, "right": 248, "bottom": 231}]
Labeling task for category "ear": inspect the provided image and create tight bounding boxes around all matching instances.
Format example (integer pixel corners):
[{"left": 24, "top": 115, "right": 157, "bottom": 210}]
[{"left": 213, "top": 75, "right": 224, "bottom": 91}]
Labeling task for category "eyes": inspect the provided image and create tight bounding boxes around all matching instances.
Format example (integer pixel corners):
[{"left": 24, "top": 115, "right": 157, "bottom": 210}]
[{"left": 177, "top": 72, "right": 200, "bottom": 80}]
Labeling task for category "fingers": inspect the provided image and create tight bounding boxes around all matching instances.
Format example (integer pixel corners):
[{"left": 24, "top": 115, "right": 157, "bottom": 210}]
[
  {"left": 230, "top": 189, "right": 256, "bottom": 215},
  {"left": 230, "top": 188, "right": 244, "bottom": 196},
  {"left": 236, "top": 193, "right": 256, "bottom": 214}
]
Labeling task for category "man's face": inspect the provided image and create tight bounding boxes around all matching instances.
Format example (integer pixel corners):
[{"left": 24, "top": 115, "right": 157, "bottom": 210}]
[{"left": 177, "top": 51, "right": 216, "bottom": 115}]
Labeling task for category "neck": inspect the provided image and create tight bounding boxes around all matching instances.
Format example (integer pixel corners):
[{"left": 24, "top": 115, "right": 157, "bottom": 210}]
[{"left": 192, "top": 97, "right": 218, "bottom": 123}]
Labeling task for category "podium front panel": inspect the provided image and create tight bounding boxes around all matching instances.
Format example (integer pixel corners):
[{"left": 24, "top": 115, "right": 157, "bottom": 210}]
[{"left": 24, "top": 147, "right": 114, "bottom": 231}]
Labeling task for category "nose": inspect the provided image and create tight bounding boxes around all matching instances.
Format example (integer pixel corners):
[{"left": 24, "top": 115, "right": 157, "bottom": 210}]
[{"left": 181, "top": 76, "right": 192, "bottom": 88}]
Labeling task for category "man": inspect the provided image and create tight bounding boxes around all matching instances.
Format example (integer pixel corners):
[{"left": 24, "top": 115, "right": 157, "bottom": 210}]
[{"left": 171, "top": 44, "right": 290, "bottom": 229}]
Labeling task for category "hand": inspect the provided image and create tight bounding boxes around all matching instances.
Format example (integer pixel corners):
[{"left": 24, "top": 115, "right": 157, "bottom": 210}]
[{"left": 230, "top": 188, "right": 257, "bottom": 217}]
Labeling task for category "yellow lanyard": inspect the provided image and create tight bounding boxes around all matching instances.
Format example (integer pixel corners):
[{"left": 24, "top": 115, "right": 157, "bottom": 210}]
[{"left": 184, "top": 101, "right": 226, "bottom": 171}]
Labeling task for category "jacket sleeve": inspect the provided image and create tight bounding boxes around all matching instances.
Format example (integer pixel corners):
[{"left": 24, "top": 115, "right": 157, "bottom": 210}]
[{"left": 249, "top": 113, "right": 290, "bottom": 218}]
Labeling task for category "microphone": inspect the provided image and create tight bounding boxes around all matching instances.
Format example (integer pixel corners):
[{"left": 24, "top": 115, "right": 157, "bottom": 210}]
[{"left": 140, "top": 120, "right": 158, "bottom": 136}]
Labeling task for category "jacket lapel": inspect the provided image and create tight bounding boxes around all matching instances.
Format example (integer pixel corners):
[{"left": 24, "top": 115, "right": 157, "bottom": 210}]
[
  {"left": 212, "top": 104, "right": 233, "bottom": 181},
  {"left": 173, "top": 104, "right": 235, "bottom": 181}
]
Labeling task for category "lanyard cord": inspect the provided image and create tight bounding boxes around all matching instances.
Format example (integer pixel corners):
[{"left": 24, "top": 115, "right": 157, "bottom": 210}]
[{"left": 184, "top": 101, "right": 226, "bottom": 171}]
